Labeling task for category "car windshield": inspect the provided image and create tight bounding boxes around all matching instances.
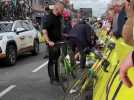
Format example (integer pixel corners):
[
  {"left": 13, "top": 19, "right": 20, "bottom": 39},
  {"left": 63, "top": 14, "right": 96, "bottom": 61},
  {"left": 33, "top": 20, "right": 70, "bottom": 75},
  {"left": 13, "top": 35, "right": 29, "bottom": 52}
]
[{"left": 0, "top": 23, "right": 13, "bottom": 33}]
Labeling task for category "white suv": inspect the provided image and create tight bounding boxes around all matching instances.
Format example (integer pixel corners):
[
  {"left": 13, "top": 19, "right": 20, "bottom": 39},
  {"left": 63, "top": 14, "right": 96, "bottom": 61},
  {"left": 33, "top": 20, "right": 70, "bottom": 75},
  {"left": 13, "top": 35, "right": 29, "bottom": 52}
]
[{"left": 0, "top": 20, "right": 40, "bottom": 65}]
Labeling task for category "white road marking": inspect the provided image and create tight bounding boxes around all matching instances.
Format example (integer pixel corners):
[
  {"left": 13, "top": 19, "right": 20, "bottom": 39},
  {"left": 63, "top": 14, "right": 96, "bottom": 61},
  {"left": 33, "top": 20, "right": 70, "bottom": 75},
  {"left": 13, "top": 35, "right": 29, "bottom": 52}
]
[
  {"left": 0, "top": 85, "right": 16, "bottom": 98},
  {"left": 32, "top": 61, "right": 48, "bottom": 72}
]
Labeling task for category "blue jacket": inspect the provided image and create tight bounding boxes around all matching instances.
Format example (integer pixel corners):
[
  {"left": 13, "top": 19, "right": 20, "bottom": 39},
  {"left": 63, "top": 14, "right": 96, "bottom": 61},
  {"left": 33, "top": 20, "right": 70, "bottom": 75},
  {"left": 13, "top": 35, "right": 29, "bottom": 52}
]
[{"left": 69, "top": 22, "right": 96, "bottom": 47}]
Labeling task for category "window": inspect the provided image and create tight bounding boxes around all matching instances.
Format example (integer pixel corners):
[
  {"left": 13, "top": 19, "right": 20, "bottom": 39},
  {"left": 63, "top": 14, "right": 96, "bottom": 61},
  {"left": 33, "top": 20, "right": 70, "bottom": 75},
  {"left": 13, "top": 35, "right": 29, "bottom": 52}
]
[{"left": 0, "top": 23, "right": 13, "bottom": 33}]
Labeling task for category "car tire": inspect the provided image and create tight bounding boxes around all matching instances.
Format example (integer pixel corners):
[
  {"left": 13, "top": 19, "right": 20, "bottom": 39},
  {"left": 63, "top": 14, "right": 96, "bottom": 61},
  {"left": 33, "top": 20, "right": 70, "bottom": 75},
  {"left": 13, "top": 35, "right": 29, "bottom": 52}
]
[
  {"left": 5, "top": 45, "right": 17, "bottom": 65},
  {"left": 32, "top": 40, "right": 39, "bottom": 55}
]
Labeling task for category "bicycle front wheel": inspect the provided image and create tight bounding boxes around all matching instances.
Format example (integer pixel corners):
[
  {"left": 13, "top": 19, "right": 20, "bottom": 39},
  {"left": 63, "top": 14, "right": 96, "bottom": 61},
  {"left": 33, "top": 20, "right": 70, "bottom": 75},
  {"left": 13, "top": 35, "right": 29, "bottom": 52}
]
[{"left": 58, "top": 56, "right": 74, "bottom": 93}]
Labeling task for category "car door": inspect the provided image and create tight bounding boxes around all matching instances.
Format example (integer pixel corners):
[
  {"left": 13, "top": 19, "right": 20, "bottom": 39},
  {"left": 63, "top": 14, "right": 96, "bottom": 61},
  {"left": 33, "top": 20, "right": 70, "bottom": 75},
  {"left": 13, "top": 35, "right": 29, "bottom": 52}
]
[
  {"left": 14, "top": 21, "right": 27, "bottom": 51},
  {"left": 21, "top": 21, "right": 34, "bottom": 48}
]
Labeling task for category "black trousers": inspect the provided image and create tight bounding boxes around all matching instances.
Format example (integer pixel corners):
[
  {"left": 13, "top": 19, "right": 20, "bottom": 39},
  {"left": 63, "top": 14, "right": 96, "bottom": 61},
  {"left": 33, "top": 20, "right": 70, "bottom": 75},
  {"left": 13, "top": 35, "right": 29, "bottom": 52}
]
[
  {"left": 48, "top": 46, "right": 60, "bottom": 81},
  {"left": 69, "top": 38, "right": 87, "bottom": 69}
]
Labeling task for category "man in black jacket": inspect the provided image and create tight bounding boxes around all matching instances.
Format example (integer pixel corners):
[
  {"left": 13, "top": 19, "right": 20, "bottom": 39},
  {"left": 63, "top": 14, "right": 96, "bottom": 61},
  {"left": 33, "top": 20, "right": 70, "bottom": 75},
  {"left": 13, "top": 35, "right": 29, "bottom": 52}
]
[
  {"left": 69, "top": 20, "right": 97, "bottom": 69},
  {"left": 42, "top": 2, "right": 64, "bottom": 84}
]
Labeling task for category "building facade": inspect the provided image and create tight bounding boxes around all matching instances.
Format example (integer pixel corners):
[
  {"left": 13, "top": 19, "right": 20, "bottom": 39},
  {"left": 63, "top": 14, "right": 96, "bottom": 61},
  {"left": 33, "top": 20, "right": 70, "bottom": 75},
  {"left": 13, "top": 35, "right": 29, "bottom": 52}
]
[{"left": 31, "top": 0, "right": 56, "bottom": 29}]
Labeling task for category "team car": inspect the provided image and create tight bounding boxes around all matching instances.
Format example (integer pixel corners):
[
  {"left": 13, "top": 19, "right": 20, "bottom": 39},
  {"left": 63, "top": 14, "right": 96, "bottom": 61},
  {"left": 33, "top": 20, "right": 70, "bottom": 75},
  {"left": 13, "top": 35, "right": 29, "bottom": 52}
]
[{"left": 0, "top": 20, "right": 40, "bottom": 65}]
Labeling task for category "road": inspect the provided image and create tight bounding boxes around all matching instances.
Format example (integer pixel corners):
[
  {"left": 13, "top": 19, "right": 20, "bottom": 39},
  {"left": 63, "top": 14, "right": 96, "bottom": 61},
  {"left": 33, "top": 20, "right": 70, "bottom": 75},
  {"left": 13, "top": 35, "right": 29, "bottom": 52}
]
[{"left": 0, "top": 44, "right": 64, "bottom": 100}]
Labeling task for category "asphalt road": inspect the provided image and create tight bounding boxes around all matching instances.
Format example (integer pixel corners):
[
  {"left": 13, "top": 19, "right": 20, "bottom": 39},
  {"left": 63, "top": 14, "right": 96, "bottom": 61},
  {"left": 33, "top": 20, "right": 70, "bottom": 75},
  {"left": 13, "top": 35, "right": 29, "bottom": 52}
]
[{"left": 0, "top": 44, "right": 64, "bottom": 100}]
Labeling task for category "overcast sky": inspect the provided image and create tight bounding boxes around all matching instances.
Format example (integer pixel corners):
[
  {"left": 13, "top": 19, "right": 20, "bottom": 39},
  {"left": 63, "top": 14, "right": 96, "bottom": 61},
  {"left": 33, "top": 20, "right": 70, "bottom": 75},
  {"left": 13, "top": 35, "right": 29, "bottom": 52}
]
[{"left": 71, "top": 0, "right": 112, "bottom": 17}]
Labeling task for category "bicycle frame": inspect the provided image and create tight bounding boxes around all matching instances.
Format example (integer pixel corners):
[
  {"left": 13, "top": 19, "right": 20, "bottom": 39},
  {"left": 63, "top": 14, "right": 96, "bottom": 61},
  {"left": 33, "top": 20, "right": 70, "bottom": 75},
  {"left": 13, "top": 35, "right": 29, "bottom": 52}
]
[
  {"left": 58, "top": 41, "right": 79, "bottom": 93},
  {"left": 61, "top": 44, "right": 74, "bottom": 74},
  {"left": 63, "top": 57, "right": 71, "bottom": 74}
]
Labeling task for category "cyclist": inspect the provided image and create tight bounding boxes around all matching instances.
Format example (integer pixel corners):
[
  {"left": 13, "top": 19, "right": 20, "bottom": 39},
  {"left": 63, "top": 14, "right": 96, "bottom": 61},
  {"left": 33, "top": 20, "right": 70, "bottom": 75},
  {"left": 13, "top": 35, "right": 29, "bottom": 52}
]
[{"left": 42, "top": 2, "right": 64, "bottom": 84}]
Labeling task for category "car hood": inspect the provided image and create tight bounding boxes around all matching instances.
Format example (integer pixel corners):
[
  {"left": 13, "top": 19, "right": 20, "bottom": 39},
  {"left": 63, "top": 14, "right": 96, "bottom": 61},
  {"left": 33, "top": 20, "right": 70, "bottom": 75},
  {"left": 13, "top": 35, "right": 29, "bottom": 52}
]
[{"left": 0, "top": 32, "right": 15, "bottom": 36}]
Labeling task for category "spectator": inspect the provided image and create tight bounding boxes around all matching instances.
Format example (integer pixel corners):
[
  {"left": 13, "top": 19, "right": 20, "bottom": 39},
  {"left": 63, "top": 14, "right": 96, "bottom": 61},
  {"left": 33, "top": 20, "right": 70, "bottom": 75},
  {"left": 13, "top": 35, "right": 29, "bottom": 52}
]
[
  {"left": 69, "top": 20, "right": 97, "bottom": 69},
  {"left": 119, "top": 0, "right": 134, "bottom": 88},
  {"left": 122, "top": 0, "right": 134, "bottom": 45},
  {"left": 102, "top": 19, "right": 112, "bottom": 33},
  {"left": 116, "top": 4, "right": 127, "bottom": 38},
  {"left": 106, "top": 8, "right": 115, "bottom": 34},
  {"left": 110, "top": 4, "right": 121, "bottom": 37},
  {"left": 42, "top": 2, "right": 64, "bottom": 84},
  {"left": 62, "top": 10, "right": 72, "bottom": 39}
]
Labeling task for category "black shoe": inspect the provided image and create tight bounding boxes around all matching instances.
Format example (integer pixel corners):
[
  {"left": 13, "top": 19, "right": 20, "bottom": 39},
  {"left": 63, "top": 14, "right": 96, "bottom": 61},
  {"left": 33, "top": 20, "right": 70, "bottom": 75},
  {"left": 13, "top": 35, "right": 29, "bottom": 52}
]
[
  {"left": 54, "top": 78, "right": 60, "bottom": 82},
  {"left": 50, "top": 77, "right": 55, "bottom": 84},
  {"left": 53, "top": 81, "right": 61, "bottom": 86},
  {"left": 60, "top": 76, "right": 68, "bottom": 82},
  {"left": 50, "top": 80, "right": 61, "bottom": 86},
  {"left": 50, "top": 79, "right": 54, "bottom": 84},
  {"left": 50, "top": 78, "right": 60, "bottom": 85}
]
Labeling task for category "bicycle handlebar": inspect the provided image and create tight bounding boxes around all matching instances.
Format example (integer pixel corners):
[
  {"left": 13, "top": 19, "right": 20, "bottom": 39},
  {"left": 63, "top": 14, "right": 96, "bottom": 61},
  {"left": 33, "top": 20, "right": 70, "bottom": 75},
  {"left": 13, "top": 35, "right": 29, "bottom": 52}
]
[{"left": 54, "top": 41, "right": 70, "bottom": 48}]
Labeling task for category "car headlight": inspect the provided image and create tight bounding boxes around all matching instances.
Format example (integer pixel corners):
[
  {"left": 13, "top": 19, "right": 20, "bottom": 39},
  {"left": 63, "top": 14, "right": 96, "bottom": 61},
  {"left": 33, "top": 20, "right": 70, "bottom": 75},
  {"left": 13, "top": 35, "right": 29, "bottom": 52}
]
[{"left": 0, "top": 36, "right": 3, "bottom": 40}]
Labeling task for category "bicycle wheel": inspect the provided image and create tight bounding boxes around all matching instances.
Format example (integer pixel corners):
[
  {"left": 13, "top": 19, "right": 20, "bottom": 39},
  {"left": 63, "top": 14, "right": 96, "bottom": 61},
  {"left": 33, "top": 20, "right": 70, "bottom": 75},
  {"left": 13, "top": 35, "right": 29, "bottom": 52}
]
[{"left": 58, "top": 56, "right": 74, "bottom": 93}]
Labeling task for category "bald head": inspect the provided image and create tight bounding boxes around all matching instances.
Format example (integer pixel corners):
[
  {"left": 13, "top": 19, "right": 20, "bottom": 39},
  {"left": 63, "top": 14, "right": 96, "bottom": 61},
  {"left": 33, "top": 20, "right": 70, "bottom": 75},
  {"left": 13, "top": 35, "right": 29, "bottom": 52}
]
[{"left": 53, "top": 2, "right": 64, "bottom": 16}]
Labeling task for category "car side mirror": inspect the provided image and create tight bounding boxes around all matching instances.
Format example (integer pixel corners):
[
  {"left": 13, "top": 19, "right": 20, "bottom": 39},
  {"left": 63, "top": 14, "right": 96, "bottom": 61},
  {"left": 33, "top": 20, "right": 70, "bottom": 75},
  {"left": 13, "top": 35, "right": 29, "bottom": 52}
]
[{"left": 15, "top": 28, "right": 27, "bottom": 34}]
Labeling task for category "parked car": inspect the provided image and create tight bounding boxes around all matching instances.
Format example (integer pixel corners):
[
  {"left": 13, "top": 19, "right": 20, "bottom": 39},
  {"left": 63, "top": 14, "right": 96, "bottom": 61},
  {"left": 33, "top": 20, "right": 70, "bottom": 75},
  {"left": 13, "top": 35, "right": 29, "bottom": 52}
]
[{"left": 0, "top": 20, "right": 40, "bottom": 65}]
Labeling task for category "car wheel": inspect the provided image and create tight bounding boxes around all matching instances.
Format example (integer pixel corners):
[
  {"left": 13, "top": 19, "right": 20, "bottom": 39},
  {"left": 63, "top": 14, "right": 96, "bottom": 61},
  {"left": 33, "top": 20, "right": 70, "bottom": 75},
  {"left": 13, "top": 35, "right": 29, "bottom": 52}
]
[
  {"left": 5, "top": 45, "right": 17, "bottom": 65},
  {"left": 32, "top": 40, "right": 39, "bottom": 55}
]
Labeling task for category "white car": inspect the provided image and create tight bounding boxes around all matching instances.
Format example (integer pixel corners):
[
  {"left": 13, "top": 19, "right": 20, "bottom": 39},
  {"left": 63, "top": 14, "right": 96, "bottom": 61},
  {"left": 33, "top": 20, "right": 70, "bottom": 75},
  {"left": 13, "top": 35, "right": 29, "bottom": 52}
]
[{"left": 0, "top": 20, "right": 40, "bottom": 65}]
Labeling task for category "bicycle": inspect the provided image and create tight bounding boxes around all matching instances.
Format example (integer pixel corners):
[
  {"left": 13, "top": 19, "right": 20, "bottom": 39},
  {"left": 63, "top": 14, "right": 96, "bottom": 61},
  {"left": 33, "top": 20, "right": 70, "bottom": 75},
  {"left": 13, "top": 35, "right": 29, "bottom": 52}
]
[
  {"left": 64, "top": 41, "right": 115, "bottom": 100},
  {"left": 54, "top": 41, "right": 78, "bottom": 93}
]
